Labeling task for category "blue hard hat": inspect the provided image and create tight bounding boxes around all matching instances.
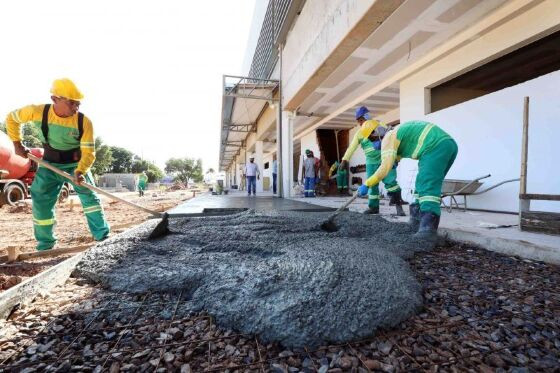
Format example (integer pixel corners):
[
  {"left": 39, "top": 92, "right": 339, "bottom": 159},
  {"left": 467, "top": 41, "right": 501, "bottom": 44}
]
[{"left": 355, "top": 106, "right": 370, "bottom": 120}]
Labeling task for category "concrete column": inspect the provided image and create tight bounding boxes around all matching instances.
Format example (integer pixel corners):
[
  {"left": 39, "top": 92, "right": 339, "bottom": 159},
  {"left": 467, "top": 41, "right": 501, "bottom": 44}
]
[
  {"left": 255, "top": 141, "right": 264, "bottom": 193},
  {"left": 281, "top": 111, "right": 294, "bottom": 197}
]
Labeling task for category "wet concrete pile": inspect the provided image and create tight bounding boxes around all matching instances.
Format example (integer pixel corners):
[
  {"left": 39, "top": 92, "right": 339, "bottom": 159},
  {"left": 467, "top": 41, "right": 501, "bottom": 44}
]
[{"left": 75, "top": 210, "right": 427, "bottom": 348}]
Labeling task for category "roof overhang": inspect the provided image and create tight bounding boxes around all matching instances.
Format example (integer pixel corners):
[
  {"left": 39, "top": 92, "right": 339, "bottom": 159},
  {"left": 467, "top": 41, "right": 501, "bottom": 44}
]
[{"left": 219, "top": 75, "right": 279, "bottom": 171}]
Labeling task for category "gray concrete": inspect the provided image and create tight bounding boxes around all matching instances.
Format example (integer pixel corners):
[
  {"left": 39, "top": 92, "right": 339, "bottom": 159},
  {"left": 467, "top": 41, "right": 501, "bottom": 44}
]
[
  {"left": 293, "top": 196, "right": 560, "bottom": 265},
  {"left": 75, "top": 209, "right": 425, "bottom": 348}
]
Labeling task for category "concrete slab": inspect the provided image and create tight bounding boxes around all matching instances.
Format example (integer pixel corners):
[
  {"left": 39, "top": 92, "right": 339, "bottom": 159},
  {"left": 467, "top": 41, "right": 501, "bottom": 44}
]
[
  {"left": 289, "top": 195, "right": 560, "bottom": 264},
  {"left": 168, "top": 191, "right": 337, "bottom": 215}
]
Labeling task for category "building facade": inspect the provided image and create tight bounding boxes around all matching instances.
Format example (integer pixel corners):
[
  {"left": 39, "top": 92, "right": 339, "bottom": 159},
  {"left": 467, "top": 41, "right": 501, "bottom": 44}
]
[{"left": 220, "top": 0, "right": 559, "bottom": 213}]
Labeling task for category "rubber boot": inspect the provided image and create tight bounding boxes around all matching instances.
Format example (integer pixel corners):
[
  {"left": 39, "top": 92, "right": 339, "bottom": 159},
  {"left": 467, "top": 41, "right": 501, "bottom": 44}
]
[
  {"left": 414, "top": 211, "right": 440, "bottom": 242},
  {"left": 389, "top": 191, "right": 406, "bottom": 217},
  {"left": 409, "top": 203, "right": 420, "bottom": 230},
  {"left": 363, "top": 206, "right": 379, "bottom": 214}
]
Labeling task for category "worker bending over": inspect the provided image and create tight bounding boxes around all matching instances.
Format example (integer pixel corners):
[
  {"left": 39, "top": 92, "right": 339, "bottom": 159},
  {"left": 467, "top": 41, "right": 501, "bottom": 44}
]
[
  {"left": 329, "top": 161, "right": 348, "bottom": 195},
  {"left": 357, "top": 120, "right": 458, "bottom": 241},
  {"left": 340, "top": 106, "right": 405, "bottom": 216},
  {"left": 6, "top": 78, "right": 110, "bottom": 250}
]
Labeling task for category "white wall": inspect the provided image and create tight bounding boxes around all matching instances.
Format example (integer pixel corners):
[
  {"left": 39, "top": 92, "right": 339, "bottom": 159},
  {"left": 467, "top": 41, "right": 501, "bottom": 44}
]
[
  {"left": 400, "top": 70, "right": 560, "bottom": 213},
  {"left": 398, "top": 0, "right": 560, "bottom": 213}
]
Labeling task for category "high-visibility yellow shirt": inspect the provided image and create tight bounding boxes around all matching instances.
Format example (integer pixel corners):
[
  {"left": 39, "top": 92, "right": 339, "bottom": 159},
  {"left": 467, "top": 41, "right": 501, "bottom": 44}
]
[
  {"left": 365, "top": 130, "right": 400, "bottom": 187},
  {"left": 365, "top": 121, "right": 453, "bottom": 187},
  {"left": 341, "top": 120, "right": 383, "bottom": 162},
  {"left": 6, "top": 104, "right": 95, "bottom": 174}
]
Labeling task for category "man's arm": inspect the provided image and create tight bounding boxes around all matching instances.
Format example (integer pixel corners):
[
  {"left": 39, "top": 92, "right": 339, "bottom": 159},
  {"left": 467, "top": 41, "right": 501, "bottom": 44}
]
[
  {"left": 365, "top": 130, "right": 400, "bottom": 187},
  {"left": 75, "top": 117, "right": 96, "bottom": 183},
  {"left": 5, "top": 105, "right": 40, "bottom": 157}
]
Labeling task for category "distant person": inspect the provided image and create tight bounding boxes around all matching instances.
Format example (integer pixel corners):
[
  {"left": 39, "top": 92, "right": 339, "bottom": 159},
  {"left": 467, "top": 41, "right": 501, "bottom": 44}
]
[
  {"left": 272, "top": 157, "right": 278, "bottom": 194},
  {"left": 302, "top": 149, "right": 318, "bottom": 197},
  {"left": 4, "top": 78, "right": 110, "bottom": 251},
  {"left": 137, "top": 171, "right": 148, "bottom": 197},
  {"left": 329, "top": 160, "right": 348, "bottom": 195},
  {"left": 245, "top": 157, "right": 260, "bottom": 196}
]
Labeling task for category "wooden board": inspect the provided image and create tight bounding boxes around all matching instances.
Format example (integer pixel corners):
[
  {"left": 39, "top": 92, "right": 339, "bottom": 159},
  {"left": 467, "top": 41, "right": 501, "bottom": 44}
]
[
  {"left": 520, "top": 211, "right": 560, "bottom": 235},
  {"left": 519, "top": 193, "right": 560, "bottom": 201}
]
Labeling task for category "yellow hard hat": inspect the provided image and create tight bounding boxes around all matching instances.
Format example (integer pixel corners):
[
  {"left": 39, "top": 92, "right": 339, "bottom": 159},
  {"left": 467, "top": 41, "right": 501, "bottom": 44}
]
[{"left": 50, "top": 78, "right": 84, "bottom": 101}]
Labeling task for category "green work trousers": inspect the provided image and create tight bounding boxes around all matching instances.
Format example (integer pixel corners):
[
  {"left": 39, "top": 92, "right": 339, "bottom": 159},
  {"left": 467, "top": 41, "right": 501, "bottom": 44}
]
[
  {"left": 414, "top": 138, "right": 458, "bottom": 216},
  {"left": 336, "top": 169, "right": 348, "bottom": 190},
  {"left": 31, "top": 164, "right": 110, "bottom": 250},
  {"left": 366, "top": 163, "right": 400, "bottom": 208}
]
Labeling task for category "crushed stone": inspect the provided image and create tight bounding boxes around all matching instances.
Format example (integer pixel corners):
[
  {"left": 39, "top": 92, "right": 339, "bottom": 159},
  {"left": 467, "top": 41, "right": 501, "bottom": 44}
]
[{"left": 75, "top": 210, "right": 428, "bottom": 347}]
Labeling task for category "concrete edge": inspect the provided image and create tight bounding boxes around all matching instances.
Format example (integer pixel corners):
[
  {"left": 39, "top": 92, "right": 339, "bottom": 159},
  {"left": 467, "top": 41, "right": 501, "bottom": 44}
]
[
  {"left": 0, "top": 253, "right": 84, "bottom": 320},
  {"left": 440, "top": 228, "right": 560, "bottom": 265}
]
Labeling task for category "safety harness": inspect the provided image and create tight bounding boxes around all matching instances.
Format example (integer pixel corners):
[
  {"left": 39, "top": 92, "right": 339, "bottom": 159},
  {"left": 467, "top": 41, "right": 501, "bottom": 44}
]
[{"left": 41, "top": 104, "right": 84, "bottom": 163}]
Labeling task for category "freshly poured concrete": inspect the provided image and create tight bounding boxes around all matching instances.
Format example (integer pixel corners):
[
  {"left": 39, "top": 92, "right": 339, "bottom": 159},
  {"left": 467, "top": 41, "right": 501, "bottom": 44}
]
[{"left": 75, "top": 210, "right": 426, "bottom": 348}]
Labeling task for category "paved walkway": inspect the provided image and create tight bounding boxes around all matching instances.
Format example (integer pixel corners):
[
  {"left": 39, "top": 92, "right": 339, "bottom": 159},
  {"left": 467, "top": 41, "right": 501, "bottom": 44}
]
[
  {"left": 291, "top": 195, "right": 560, "bottom": 264},
  {"left": 168, "top": 190, "right": 336, "bottom": 215}
]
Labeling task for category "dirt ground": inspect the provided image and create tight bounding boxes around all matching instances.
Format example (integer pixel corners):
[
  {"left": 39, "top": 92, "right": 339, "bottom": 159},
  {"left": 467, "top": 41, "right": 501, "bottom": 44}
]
[{"left": 0, "top": 189, "right": 194, "bottom": 291}]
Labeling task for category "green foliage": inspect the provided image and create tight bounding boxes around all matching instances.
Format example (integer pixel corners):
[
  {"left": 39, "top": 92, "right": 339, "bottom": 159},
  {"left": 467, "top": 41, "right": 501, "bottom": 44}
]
[
  {"left": 109, "top": 146, "right": 134, "bottom": 173},
  {"left": 0, "top": 121, "right": 42, "bottom": 147},
  {"left": 206, "top": 168, "right": 215, "bottom": 174},
  {"left": 165, "top": 157, "right": 203, "bottom": 185},
  {"left": 90, "top": 137, "right": 113, "bottom": 176},
  {"left": 131, "top": 159, "right": 164, "bottom": 182},
  {"left": 21, "top": 124, "right": 43, "bottom": 148}
]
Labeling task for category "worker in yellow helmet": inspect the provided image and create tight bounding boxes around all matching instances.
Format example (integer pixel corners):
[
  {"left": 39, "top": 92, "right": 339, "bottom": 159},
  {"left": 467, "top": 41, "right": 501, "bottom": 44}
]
[
  {"left": 339, "top": 106, "right": 405, "bottom": 216},
  {"left": 5, "top": 78, "right": 110, "bottom": 250}
]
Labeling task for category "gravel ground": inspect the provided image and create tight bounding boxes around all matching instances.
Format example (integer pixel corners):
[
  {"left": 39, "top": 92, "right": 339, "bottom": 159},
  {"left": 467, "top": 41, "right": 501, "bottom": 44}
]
[{"left": 1, "top": 242, "right": 559, "bottom": 372}]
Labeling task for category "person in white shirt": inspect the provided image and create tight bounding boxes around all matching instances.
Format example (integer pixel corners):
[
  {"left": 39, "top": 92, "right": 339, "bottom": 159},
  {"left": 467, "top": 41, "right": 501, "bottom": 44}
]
[{"left": 245, "top": 157, "right": 260, "bottom": 196}]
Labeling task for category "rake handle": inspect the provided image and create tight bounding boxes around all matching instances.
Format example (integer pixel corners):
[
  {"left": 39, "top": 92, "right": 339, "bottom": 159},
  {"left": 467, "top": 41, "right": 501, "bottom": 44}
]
[
  {"left": 326, "top": 192, "right": 360, "bottom": 222},
  {"left": 28, "top": 154, "right": 163, "bottom": 218}
]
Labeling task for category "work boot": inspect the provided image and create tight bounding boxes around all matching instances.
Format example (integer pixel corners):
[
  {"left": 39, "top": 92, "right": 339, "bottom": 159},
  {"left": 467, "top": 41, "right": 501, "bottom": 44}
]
[
  {"left": 389, "top": 191, "right": 406, "bottom": 217},
  {"left": 363, "top": 206, "right": 379, "bottom": 214},
  {"left": 414, "top": 211, "right": 440, "bottom": 242},
  {"left": 409, "top": 203, "right": 420, "bottom": 230}
]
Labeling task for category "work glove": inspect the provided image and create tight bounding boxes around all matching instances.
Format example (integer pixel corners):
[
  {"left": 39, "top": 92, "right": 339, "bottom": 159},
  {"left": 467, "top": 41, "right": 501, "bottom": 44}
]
[
  {"left": 338, "top": 160, "right": 348, "bottom": 172},
  {"left": 74, "top": 171, "right": 85, "bottom": 185},
  {"left": 13, "top": 141, "right": 29, "bottom": 158},
  {"left": 357, "top": 184, "right": 369, "bottom": 197},
  {"left": 372, "top": 140, "right": 381, "bottom": 150}
]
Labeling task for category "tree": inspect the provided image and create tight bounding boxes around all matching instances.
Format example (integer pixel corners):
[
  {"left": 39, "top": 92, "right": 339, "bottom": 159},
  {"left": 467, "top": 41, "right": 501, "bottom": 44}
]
[
  {"left": 165, "top": 158, "right": 203, "bottom": 186},
  {"left": 90, "top": 137, "right": 113, "bottom": 176},
  {"left": 206, "top": 168, "right": 215, "bottom": 174},
  {"left": 109, "top": 146, "right": 134, "bottom": 173},
  {"left": 131, "top": 159, "right": 164, "bottom": 182},
  {"left": 0, "top": 122, "right": 42, "bottom": 147}
]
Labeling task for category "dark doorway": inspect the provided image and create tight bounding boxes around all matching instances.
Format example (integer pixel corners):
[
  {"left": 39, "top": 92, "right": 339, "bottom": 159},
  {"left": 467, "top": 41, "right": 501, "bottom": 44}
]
[{"left": 316, "top": 129, "right": 350, "bottom": 195}]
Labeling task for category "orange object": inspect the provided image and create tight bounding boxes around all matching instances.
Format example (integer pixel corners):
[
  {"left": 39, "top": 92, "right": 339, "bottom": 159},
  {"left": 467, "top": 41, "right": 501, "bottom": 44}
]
[{"left": 0, "top": 131, "right": 43, "bottom": 180}]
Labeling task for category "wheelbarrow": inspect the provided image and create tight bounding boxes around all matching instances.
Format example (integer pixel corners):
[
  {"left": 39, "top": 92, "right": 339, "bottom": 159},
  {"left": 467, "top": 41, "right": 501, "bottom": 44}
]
[{"left": 441, "top": 174, "right": 520, "bottom": 212}]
